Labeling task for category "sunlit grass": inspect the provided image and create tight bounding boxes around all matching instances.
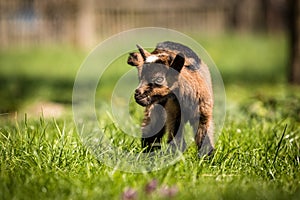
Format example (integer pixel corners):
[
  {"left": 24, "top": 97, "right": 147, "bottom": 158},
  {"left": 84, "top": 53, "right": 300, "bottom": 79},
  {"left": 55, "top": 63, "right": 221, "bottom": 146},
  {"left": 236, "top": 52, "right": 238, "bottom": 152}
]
[
  {"left": 193, "top": 33, "right": 288, "bottom": 84},
  {"left": 0, "top": 98, "right": 299, "bottom": 199}
]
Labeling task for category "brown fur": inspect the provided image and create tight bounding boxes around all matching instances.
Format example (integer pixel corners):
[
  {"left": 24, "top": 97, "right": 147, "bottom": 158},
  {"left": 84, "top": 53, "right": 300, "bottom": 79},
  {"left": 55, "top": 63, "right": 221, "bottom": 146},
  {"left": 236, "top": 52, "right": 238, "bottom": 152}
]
[{"left": 128, "top": 42, "right": 214, "bottom": 156}]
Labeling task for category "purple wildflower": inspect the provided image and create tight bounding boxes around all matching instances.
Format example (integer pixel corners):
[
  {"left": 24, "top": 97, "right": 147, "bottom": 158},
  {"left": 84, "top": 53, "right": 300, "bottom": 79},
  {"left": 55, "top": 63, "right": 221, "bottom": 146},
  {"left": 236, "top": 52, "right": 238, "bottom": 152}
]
[
  {"left": 145, "top": 179, "right": 158, "bottom": 194},
  {"left": 121, "top": 188, "right": 137, "bottom": 200}
]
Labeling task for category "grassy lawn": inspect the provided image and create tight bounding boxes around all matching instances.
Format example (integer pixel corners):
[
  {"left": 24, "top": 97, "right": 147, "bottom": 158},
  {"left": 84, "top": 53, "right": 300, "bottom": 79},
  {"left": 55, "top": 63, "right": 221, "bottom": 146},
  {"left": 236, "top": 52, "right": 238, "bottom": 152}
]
[{"left": 0, "top": 33, "right": 299, "bottom": 199}]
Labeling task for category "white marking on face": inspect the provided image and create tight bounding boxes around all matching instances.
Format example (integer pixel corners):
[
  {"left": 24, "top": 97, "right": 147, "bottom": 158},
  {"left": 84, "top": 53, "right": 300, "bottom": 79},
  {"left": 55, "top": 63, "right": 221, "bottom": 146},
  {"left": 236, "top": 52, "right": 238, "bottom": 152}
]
[{"left": 145, "top": 55, "right": 158, "bottom": 63}]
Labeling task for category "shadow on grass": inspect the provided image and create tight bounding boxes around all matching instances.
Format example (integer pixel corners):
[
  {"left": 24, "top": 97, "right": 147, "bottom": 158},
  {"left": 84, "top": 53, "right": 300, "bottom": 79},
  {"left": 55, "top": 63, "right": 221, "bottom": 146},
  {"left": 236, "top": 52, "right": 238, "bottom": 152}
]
[
  {"left": 0, "top": 74, "right": 74, "bottom": 113},
  {"left": 0, "top": 68, "right": 287, "bottom": 114}
]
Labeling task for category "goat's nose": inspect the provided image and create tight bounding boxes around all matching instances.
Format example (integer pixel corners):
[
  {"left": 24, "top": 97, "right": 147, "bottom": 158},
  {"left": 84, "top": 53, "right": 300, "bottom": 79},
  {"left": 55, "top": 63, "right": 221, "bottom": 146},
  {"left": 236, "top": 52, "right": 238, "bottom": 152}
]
[{"left": 135, "top": 88, "right": 141, "bottom": 95}]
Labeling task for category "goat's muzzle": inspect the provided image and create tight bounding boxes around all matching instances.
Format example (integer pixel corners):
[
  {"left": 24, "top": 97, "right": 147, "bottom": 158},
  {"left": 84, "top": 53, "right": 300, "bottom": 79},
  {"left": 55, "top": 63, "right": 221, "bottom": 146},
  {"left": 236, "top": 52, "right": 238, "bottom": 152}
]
[{"left": 134, "top": 88, "right": 151, "bottom": 107}]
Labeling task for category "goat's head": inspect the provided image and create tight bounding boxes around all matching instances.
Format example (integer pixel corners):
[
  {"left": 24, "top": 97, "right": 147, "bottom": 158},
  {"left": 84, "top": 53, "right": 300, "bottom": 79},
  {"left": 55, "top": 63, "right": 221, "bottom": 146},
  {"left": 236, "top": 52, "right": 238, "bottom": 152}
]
[{"left": 128, "top": 44, "right": 185, "bottom": 106}]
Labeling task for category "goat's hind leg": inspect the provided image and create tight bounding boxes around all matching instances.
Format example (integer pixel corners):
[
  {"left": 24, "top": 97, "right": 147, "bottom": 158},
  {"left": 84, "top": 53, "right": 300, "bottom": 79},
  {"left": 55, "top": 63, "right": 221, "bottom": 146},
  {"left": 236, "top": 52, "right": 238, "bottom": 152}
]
[{"left": 194, "top": 117, "right": 214, "bottom": 157}]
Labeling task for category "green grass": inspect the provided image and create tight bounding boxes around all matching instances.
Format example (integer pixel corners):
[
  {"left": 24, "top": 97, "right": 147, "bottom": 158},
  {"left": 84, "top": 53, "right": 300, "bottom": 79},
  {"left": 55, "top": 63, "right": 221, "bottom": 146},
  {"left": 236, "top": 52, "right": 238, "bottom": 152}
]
[
  {"left": 1, "top": 99, "right": 299, "bottom": 199},
  {"left": 0, "top": 33, "right": 300, "bottom": 199}
]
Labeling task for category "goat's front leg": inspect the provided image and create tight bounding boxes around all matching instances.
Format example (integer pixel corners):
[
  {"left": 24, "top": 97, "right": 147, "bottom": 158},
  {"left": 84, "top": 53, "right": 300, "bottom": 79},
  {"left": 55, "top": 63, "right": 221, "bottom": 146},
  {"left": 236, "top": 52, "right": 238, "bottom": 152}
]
[
  {"left": 165, "top": 99, "right": 186, "bottom": 152},
  {"left": 141, "top": 104, "right": 166, "bottom": 152}
]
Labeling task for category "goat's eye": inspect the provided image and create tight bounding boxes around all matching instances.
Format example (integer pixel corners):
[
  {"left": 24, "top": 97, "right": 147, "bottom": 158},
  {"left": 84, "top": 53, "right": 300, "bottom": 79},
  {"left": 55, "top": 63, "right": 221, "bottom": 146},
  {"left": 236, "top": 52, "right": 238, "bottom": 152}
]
[{"left": 154, "top": 77, "right": 164, "bottom": 84}]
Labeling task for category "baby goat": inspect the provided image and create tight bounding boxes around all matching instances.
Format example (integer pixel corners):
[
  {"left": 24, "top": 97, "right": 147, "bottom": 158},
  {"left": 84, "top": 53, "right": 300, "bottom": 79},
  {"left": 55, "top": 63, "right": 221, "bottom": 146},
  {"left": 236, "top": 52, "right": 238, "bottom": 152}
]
[{"left": 127, "top": 41, "right": 214, "bottom": 156}]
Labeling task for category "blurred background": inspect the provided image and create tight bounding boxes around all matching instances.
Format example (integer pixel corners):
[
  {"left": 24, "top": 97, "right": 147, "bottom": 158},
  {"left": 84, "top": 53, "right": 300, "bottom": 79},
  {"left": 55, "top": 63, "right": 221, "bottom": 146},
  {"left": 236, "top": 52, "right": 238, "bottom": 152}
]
[{"left": 0, "top": 0, "right": 299, "bottom": 119}]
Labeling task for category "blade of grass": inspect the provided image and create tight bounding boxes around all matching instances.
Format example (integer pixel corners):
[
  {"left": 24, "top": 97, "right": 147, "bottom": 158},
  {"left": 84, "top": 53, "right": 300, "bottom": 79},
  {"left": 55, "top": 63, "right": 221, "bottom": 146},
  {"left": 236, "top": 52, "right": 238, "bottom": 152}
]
[{"left": 272, "top": 124, "right": 288, "bottom": 165}]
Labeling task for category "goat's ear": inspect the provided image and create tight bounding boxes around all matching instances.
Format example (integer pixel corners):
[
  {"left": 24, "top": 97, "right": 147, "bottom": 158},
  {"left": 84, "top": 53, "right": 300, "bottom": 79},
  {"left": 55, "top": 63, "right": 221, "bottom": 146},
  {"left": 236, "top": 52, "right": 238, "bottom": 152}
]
[
  {"left": 170, "top": 53, "right": 185, "bottom": 72},
  {"left": 127, "top": 52, "right": 144, "bottom": 67},
  {"left": 136, "top": 44, "right": 151, "bottom": 61}
]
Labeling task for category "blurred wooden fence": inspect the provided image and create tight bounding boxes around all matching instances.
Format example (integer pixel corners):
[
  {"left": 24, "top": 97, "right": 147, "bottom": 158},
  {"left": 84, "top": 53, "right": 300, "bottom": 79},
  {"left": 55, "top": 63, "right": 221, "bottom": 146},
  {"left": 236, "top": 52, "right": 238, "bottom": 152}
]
[{"left": 0, "top": 0, "right": 287, "bottom": 48}]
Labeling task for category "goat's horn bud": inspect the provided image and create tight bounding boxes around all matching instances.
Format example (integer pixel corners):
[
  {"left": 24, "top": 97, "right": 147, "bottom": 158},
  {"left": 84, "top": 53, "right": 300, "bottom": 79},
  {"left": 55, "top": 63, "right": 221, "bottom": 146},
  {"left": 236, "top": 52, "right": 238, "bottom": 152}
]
[{"left": 136, "top": 44, "right": 148, "bottom": 61}]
